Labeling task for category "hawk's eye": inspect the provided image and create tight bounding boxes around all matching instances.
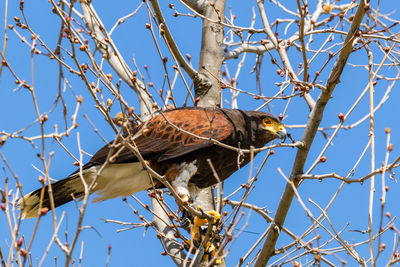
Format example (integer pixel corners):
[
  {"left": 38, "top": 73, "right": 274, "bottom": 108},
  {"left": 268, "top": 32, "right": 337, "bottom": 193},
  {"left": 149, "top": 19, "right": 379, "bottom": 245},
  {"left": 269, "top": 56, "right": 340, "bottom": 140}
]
[{"left": 263, "top": 118, "right": 271, "bottom": 125}]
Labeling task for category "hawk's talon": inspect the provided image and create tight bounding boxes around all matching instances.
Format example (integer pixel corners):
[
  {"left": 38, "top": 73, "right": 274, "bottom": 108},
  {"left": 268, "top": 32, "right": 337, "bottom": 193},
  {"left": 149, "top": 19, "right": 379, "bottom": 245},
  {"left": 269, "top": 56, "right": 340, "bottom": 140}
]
[{"left": 190, "top": 207, "right": 222, "bottom": 264}]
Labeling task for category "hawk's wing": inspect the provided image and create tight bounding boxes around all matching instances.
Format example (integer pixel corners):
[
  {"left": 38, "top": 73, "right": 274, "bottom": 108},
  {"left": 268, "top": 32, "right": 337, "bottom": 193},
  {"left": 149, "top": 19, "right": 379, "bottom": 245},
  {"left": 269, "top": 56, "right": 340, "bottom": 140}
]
[{"left": 89, "top": 108, "right": 233, "bottom": 165}]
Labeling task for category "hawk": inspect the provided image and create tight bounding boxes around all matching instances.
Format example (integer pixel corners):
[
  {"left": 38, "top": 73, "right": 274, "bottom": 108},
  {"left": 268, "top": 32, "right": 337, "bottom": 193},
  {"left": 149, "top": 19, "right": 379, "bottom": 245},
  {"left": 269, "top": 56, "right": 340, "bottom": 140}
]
[{"left": 20, "top": 107, "right": 286, "bottom": 218}]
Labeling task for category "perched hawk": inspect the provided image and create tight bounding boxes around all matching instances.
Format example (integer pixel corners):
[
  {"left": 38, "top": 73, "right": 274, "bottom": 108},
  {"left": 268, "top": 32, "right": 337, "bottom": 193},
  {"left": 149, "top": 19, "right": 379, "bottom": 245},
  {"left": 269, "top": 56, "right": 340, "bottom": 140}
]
[{"left": 20, "top": 108, "right": 286, "bottom": 218}]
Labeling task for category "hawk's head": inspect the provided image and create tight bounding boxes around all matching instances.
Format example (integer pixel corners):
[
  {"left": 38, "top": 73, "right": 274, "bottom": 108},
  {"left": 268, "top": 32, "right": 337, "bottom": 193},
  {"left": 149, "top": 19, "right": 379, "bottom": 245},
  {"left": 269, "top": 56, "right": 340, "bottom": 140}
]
[
  {"left": 243, "top": 111, "right": 287, "bottom": 147},
  {"left": 260, "top": 114, "right": 287, "bottom": 142}
]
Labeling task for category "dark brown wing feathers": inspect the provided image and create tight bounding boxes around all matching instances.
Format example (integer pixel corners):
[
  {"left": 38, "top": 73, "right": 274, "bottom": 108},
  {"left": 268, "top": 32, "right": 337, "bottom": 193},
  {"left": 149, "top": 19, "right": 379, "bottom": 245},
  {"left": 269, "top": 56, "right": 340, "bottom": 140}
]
[{"left": 90, "top": 108, "right": 233, "bottom": 165}]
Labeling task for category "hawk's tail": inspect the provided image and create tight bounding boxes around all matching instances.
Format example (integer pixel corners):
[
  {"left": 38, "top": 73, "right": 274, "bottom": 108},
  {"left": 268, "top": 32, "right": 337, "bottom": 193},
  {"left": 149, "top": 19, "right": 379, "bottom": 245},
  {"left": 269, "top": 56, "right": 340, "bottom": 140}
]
[{"left": 19, "top": 174, "right": 85, "bottom": 219}]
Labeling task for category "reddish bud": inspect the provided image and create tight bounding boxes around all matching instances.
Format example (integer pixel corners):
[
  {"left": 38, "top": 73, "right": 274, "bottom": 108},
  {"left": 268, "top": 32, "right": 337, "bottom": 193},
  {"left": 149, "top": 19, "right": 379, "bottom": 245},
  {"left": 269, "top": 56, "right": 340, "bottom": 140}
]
[
  {"left": 157, "top": 233, "right": 162, "bottom": 239},
  {"left": 145, "top": 23, "right": 151, "bottom": 29},
  {"left": 17, "top": 237, "right": 23, "bottom": 247},
  {"left": 319, "top": 156, "right": 327, "bottom": 163},
  {"left": 385, "top": 128, "right": 391, "bottom": 134},
  {"left": 385, "top": 186, "right": 389, "bottom": 192},
  {"left": 40, "top": 207, "right": 49, "bottom": 215},
  {"left": 20, "top": 249, "right": 28, "bottom": 257},
  {"left": 161, "top": 251, "right": 167, "bottom": 256},
  {"left": 388, "top": 144, "right": 393, "bottom": 152},
  {"left": 269, "top": 150, "right": 275, "bottom": 155},
  {"left": 147, "top": 82, "right": 153, "bottom": 87},
  {"left": 38, "top": 176, "right": 45, "bottom": 184},
  {"left": 338, "top": 113, "right": 344, "bottom": 121},
  {"left": 278, "top": 114, "right": 283, "bottom": 121},
  {"left": 386, "top": 212, "right": 391, "bottom": 218},
  {"left": 276, "top": 69, "right": 282, "bottom": 75},
  {"left": 1, "top": 203, "right": 6, "bottom": 212}
]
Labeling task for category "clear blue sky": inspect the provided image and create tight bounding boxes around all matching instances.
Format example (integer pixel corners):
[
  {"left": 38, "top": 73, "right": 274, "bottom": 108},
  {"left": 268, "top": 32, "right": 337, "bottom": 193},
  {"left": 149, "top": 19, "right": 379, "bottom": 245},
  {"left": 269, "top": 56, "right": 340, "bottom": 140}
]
[{"left": 1, "top": 1, "right": 400, "bottom": 266}]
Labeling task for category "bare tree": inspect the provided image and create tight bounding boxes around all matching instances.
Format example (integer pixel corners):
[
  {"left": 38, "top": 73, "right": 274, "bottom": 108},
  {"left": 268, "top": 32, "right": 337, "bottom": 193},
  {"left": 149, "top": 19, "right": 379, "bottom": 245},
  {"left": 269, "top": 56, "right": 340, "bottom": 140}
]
[{"left": 1, "top": 0, "right": 400, "bottom": 266}]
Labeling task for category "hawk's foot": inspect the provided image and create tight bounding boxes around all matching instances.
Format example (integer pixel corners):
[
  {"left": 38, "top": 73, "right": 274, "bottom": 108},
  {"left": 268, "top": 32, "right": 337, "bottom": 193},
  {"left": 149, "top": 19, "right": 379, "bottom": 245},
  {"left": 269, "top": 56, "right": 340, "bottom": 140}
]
[{"left": 190, "top": 207, "right": 222, "bottom": 264}]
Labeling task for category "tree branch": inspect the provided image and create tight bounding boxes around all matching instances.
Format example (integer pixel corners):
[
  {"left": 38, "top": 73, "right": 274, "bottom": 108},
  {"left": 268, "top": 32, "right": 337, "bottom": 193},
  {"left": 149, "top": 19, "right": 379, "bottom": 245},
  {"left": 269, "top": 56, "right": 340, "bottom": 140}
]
[
  {"left": 256, "top": 0, "right": 316, "bottom": 110},
  {"left": 180, "top": 0, "right": 210, "bottom": 15},
  {"left": 79, "top": 1, "right": 154, "bottom": 118},
  {"left": 150, "top": 0, "right": 197, "bottom": 79},
  {"left": 195, "top": 0, "right": 226, "bottom": 108},
  {"left": 254, "top": 1, "right": 369, "bottom": 266}
]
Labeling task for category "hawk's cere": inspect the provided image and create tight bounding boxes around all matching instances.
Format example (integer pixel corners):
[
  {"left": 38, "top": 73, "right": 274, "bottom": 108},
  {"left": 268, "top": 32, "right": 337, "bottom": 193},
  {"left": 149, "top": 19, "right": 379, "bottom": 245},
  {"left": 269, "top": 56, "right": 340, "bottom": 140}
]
[{"left": 20, "top": 107, "right": 287, "bottom": 218}]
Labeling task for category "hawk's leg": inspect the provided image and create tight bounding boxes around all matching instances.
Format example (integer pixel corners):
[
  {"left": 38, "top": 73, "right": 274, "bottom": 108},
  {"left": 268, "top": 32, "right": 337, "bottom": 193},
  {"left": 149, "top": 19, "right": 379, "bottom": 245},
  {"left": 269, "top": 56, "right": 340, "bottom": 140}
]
[
  {"left": 166, "top": 164, "right": 222, "bottom": 263},
  {"left": 179, "top": 208, "right": 193, "bottom": 232},
  {"left": 191, "top": 207, "right": 222, "bottom": 264},
  {"left": 167, "top": 162, "right": 198, "bottom": 203},
  {"left": 188, "top": 185, "right": 222, "bottom": 264}
]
